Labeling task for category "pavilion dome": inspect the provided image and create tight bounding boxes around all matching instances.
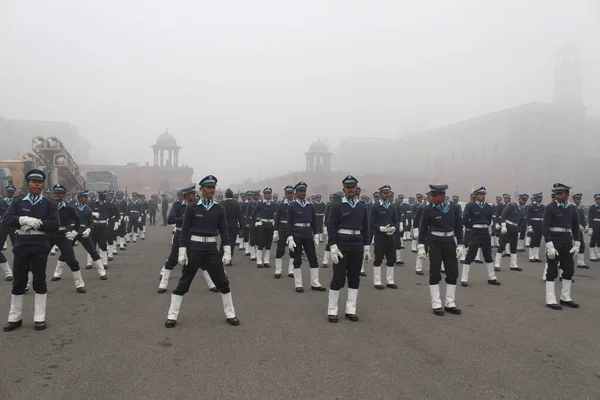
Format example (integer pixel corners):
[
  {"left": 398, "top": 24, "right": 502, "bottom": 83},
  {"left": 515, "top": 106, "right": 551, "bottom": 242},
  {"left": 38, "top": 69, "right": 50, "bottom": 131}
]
[
  {"left": 155, "top": 130, "right": 178, "bottom": 147},
  {"left": 307, "top": 139, "right": 329, "bottom": 153}
]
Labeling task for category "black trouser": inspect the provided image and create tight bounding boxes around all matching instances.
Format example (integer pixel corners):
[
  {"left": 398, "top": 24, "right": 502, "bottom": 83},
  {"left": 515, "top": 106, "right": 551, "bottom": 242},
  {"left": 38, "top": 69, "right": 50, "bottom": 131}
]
[
  {"left": 141, "top": 213, "right": 147, "bottom": 228},
  {"left": 164, "top": 231, "right": 181, "bottom": 270},
  {"left": 249, "top": 226, "right": 257, "bottom": 247},
  {"left": 578, "top": 232, "right": 585, "bottom": 254},
  {"left": 242, "top": 225, "right": 250, "bottom": 243},
  {"left": 162, "top": 209, "right": 168, "bottom": 225},
  {"left": 71, "top": 235, "right": 100, "bottom": 261},
  {"left": 330, "top": 245, "right": 363, "bottom": 290},
  {"left": 0, "top": 225, "right": 16, "bottom": 249},
  {"left": 546, "top": 242, "right": 574, "bottom": 281},
  {"left": 590, "top": 227, "right": 600, "bottom": 248},
  {"left": 293, "top": 237, "right": 318, "bottom": 268},
  {"left": 428, "top": 240, "right": 458, "bottom": 285},
  {"left": 117, "top": 218, "right": 127, "bottom": 238},
  {"left": 220, "top": 227, "right": 238, "bottom": 258},
  {"left": 173, "top": 247, "right": 230, "bottom": 295},
  {"left": 373, "top": 233, "right": 396, "bottom": 266},
  {"left": 149, "top": 210, "right": 156, "bottom": 225},
  {"left": 464, "top": 229, "right": 472, "bottom": 249},
  {"left": 127, "top": 216, "right": 141, "bottom": 234},
  {"left": 12, "top": 245, "right": 48, "bottom": 295},
  {"left": 275, "top": 228, "right": 292, "bottom": 258},
  {"left": 257, "top": 226, "right": 274, "bottom": 250},
  {"left": 519, "top": 222, "right": 526, "bottom": 240},
  {"left": 0, "top": 251, "right": 6, "bottom": 263},
  {"left": 464, "top": 230, "right": 493, "bottom": 264},
  {"left": 107, "top": 220, "right": 116, "bottom": 246},
  {"left": 394, "top": 230, "right": 402, "bottom": 250},
  {"left": 48, "top": 235, "right": 80, "bottom": 272},
  {"left": 491, "top": 219, "right": 497, "bottom": 237},
  {"left": 497, "top": 226, "right": 519, "bottom": 254},
  {"left": 316, "top": 217, "right": 324, "bottom": 234},
  {"left": 530, "top": 222, "right": 543, "bottom": 247},
  {"left": 92, "top": 224, "right": 108, "bottom": 251}
]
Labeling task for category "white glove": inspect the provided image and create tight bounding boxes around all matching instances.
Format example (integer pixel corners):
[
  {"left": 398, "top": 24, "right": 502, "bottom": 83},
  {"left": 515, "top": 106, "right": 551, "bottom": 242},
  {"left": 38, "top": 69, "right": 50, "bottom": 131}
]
[
  {"left": 81, "top": 228, "right": 91, "bottom": 238},
  {"left": 412, "top": 228, "right": 419, "bottom": 238},
  {"left": 570, "top": 241, "right": 581, "bottom": 254},
  {"left": 65, "top": 230, "right": 78, "bottom": 240},
  {"left": 222, "top": 245, "right": 232, "bottom": 265},
  {"left": 399, "top": 222, "right": 404, "bottom": 233},
  {"left": 405, "top": 219, "right": 409, "bottom": 226},
  {"left": 589, "top": 228, "right": 593, "bottom": 236},
  {"left": 273, "top": 230, "right": 279, "bottom": 242},
  {"left": 172, "top": 227, "right": 177, "bottom": 234},
  {"left": 527, "top": 225, "right": 533, "bottom": 233},
  {"left": 137, "top": 216, "right": 141, "bottom": 222},
  {"left": 286, "top": 236, "right": 296, "bottom": 252},
  {"left": 255, "top": 220, "right": 263, "bottom": 226},
  {"left": 314, "top": 234, "right": 320, "bottom": 247},
  {"left": 456, "top": 244, "right": 466, "bottom": 259},
  {"left": 124, "top": 216, "right": 129, "bottom": 223},
  {"left": 501, "top": 223, "right": 507, "bottom": 235},
  {"left": 178, "top": 247, "right": 188, "bottom": 266},
  {"left": 386, "top": 226, "right": 396, "bottom": 236},
  {"left": 92, "top": 212, "right": 100, "bottom": 219},
  {"left": 330, "top": 244, "right": 343, "bottom": 264},
  {"left": 495, "top": 223, "right": 501, "bottom": 230},
  {"left": 323, "top": 227, "right": 328, "bottom": 235},
  {"left": 114, "top": 222, "right": 119, "bottom": 231},
  {"left": 379, "top": 225, "right": 389, "bottom": 233},
  {"left": 363, "top": 245, "right": 372, "bottom": 263},
  {"left": 19, "top": 216, "right": 41, "bottom": 230},
  {"left": 546, "top": 241, "right": 559, "bottom": 259},
  {"left": 417, "top": 243, "right": 427, "bottom": 260}
]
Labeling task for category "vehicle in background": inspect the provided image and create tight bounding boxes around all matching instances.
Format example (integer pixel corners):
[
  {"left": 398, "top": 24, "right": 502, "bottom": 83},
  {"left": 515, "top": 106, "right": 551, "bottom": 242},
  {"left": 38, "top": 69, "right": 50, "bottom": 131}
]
[{"left": 86, "top": 171, "right": 118, "bottom": 192}]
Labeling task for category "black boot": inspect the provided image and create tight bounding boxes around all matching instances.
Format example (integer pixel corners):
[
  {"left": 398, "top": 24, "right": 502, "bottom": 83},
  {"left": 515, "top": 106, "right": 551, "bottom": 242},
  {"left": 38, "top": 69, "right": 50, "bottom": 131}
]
[{"left": 3, "top": 320, "right": 22, "bottom": 332}]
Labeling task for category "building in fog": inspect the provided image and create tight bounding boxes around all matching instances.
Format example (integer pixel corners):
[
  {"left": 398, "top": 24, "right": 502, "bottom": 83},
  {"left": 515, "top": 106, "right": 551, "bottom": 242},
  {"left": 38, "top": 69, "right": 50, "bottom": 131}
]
[
  {"left": 241, "top": 45, "right": 600, "bottom": 200},
  {"left": 79, "top": 131, "right": 194, "bottom": 195},
  {"left": 0, "top": 117, "right": 91, "bottom": 163}
]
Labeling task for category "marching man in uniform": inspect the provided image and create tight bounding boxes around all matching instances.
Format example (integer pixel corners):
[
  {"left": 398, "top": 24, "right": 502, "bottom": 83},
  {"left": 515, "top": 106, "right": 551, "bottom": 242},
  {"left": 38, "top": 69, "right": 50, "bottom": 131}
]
[
  {"left": 2, "top": 169, "right": 60, "bottom": 331},
  {"left": 165, "top": 175, "right": 240, "bottom": 327},
  {"left": 326, "top": 175, "right": 370, "bottom": 322},
  {"left": 369, "top": 184, "right": 399, "bottom": 290},
  {"left": 543, "top": 183, "right": 581, "bottom": 310},
  {"left": 417, "top": 184, "right": 465, "bottom": 316},
  {"left": 286, "top": 182, "right": 326, "bottom": 293}
]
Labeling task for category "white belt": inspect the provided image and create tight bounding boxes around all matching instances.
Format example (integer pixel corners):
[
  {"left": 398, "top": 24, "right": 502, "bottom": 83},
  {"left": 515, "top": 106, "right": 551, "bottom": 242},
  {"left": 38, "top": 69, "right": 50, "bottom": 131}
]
[
  {"left": 294, "top": 223, "right": 311, "bottom": 227},
  {"left": 80, "top": 224, "right": 87, "bottom": 227},
  {"left": 58, "top": 227, "right": 66, "bottom": 231},
  {"left": 431, "top": 231, "right": 454, "bottom": 237},
  {"left": 530, "top": 218, "right": 543, "bottom": 221},
  {"left": 260, "top": 219, "right": 274, "bottom": 223},
  {"left": 550, "top": 227, "right": 571, "bottom": 233},
  {"left": 190, "top": 235, "right": 217, "bottom": 243},
  {"left": 505, "top": 220, "right": 518, "bottom": 226},
  {"left": 338, "top": 228, "right": 361, "bottom": 235},
  {"left": 279, "top": 220, "right": 287, "bottom": 224},
  {"left": 95, "top": 220, "right": 108, "bottom": 224},
  {"left": 175, "top": 227, "right": 181, "bottom": 231},
  {"left": 17, "top": 230, "right": 45, "bottom": 235},
  {"left": 472, "top": 224, "right": 489, "bottom": 229},
  {"left": 593, "top": 218, "right": 600, "bottom": 222},
  {"left": 316, "top": 213, "right": 324, "bottom": 216}
]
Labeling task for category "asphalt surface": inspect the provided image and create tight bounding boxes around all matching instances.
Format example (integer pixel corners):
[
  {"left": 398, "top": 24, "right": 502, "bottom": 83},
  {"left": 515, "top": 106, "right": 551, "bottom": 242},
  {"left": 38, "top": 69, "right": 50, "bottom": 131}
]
[{"left": 0, "top": 227, "right": 599, "bottom": 400}]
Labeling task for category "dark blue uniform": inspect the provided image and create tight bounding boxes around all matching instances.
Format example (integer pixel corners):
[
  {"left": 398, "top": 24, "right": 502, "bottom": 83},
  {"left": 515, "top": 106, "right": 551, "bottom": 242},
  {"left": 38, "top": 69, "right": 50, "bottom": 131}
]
[
  {"left": 589, "top": 203, "right": 600, "bottom": 256},
  {"left": 370, "top": 200, "right": 398, "bottom": 267},
  {"left": 287, "top": 200, "right": 318, "bottom": 269},
  {"left": 418, "top": 201, "right": 463, "bottom": 286},
  {"left": 498, "top": 202, "right": 525, "bottom": 255},
  {"left": 462, "top": 202, "right": 494, "bottom": 264},
  {"left": 543, "top": 202, "right": 580, "bottom": 281},
  {"left": 0, "top": 196, "right": 17, "bottom": 254},
  {"left": 251, "top": 200, "right": 278, "bottom": 253},
  {"left": 274, "top": 199, "right": 293, "bottom": 261},
  {"left": 526, "top": 201, "right": 545, "bottom": 250},
  {"left": 1, "top": 195, "right": 60, "bottom": 295},
  {"left": 175, "top": 199, "right": 230, "bottom": 295},
  {"left": 48, "top": 201, "right": 81, "bottom": 273},
  {"left": 72, "top": 202, "right": 101, "bottom": 263},
  {"left": 327, "top": 197, "right": 369, "bottom": 291},
  {"left": 164, "top": 200, "right": 186, "bottom": 271}
]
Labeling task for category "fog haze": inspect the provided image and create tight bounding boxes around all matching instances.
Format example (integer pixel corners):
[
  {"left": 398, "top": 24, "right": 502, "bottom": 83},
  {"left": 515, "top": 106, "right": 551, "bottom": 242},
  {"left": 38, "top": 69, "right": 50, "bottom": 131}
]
[{"left": 1, "top": 0, "right": 599, "bottom": 186}]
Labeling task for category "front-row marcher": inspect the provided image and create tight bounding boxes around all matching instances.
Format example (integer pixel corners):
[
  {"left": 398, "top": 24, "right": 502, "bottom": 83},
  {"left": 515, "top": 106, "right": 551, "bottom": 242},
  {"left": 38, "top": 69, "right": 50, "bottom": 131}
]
[
  {"left": 543, "top": 183, "right": 581, "bottom": 310},
  {"left": 286, "top": 181, "right": 326, "bottom": 293},
  {"left": 165, "top": 175, "right": 240, "bottom": 327},
  {"left": 2, "top": 169, "right": 60, "bottom": 331},
  {"left": 460, "top": 186, "right": 500, "bottom": 287},
  {"left": 326, "top": 175, "right": 370, "bottom": 322},
  {"left": 417, "top": 184, "right": 465, "bottom": 316}
]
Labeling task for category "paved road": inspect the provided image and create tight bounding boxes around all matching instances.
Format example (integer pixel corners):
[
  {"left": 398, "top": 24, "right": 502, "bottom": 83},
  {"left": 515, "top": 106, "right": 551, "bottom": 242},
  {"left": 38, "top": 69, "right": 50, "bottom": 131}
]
[{"left": 1, "top": 227, "right": 599, "bottom": 400}]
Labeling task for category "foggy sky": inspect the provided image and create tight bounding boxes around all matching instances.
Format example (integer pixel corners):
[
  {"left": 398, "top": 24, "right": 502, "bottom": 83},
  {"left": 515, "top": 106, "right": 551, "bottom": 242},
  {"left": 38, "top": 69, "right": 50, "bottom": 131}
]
[{"left": 1, "top": 0, "right": 599, "bottom": 187}]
